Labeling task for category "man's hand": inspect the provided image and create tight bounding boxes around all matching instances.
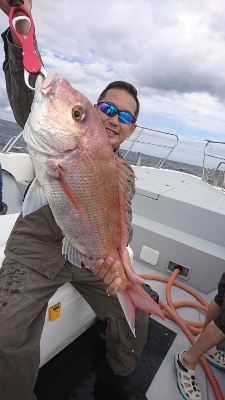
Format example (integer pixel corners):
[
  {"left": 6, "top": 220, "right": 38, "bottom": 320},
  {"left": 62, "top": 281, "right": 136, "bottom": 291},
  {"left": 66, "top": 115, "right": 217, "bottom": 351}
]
[
  {"left": 0, "top": 0, "right": 11, "bottom": 15},
  {"left": 0, "top": 0, "right": 32, "bottom": 46},
  {"left": 92, "top": 248, "right": 144, "bottom": 296},
  {"left": 92, "top": 257, "right": 121, "bottom": 296},
  {"left": 0, "top": 0, "right": 32, "bottom": 16}
]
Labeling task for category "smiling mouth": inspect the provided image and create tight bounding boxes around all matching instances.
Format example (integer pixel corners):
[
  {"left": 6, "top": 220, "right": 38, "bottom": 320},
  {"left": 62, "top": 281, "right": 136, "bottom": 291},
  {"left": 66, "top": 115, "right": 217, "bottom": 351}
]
[{"left": 105, "top": 128, "right": 118, "bottom": 136}]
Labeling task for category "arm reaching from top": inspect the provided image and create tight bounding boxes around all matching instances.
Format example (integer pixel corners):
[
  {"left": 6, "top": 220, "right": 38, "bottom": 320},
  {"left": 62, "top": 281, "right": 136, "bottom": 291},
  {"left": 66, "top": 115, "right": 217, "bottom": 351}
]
[
  {"left": 0, "top": 0, "right": 32, "bottom": 46},
  {"left": 0, "top": 0, "right": 38, "bottom": 127}
]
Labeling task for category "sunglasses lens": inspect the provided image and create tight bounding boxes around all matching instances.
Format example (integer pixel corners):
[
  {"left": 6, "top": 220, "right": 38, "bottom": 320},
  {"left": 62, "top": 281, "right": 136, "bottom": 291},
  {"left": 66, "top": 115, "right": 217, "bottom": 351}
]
[
  {"left": 119, "top": 112, "right": 136, "bottom": 124},
  {"left": 99, "top": 103, "right": 117, "bottom": 117},
  {"left": 98, "top": 102, "right": 136, "bottom": 124}
]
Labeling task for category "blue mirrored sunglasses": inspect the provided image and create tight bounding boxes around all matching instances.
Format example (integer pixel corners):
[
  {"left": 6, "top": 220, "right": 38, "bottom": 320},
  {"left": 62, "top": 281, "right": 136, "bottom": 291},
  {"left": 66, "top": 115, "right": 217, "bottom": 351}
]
[{"left": 97, "top": 102, "right": 136, "bottom": 124}]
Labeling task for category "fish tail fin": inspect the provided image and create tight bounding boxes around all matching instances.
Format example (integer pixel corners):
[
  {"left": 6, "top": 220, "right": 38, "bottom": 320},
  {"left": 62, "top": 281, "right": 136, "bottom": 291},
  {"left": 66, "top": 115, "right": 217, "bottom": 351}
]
[{"left": 116, "top": 284, "right": 165, "bottom": 336}]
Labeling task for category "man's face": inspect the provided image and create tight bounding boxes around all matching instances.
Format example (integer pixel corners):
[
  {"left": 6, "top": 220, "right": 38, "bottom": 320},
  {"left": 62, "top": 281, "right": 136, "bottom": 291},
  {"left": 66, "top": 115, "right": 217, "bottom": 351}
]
[{"left": 95, "top": 88, "right": 137, "bottom": 150}]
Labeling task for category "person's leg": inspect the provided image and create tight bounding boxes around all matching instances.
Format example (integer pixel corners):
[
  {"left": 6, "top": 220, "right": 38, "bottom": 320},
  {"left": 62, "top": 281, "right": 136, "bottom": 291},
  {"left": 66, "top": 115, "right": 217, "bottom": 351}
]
[
  {"left": 0, "top": 258, "right": 71, "bottom": 400},
  {"left": 202, "top": 300, "right": 225, "bottom": 366},
  {"left": 175, "top": 321, "right": 225, "bottom": 400},
  {"left": 174, "top": 287, "right": 225, "bottom": 400},
  {"left": 70, "top": 264, "right": 149, "bottom": 373},
  {"left": 206, "top": 288, "right": 225, "bottom": 367},
  {"left": 209, "top": 276, "right": 225, "bottom": 353},
  {"left": 94, "top": 307, "right": 149, "bottom": 400},
  {"left": 70, "top": 264, "right": 149, "bottom": 399},
  {"left": 182, "top": 321, "right": 225, "bottom": 370},
  {"left": 203, "top": 299, "right": 222, "bottom": 329},
  {"left": 182, "top": 300, "right": 225, "bottom": 370}
]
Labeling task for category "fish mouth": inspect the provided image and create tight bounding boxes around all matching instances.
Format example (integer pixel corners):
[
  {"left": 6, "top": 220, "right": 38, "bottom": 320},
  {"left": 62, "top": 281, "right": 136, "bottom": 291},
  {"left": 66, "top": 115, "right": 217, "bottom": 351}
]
[
  {"left": 25, "top": 72, "right": 71, "bottom": 156},
  {"left": 37, "top": 72, "right": 60, "bottom": 100}
]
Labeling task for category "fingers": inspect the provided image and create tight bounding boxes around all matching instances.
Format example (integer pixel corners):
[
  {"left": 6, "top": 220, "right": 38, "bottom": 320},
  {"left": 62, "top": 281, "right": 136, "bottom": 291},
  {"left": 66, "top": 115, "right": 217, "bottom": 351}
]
[
  {"left": 0, "top": 0, "right": 32, "bottom": 16},
  {"left": 0, "top": 0, "right": 11, "bottom": 16},
  {"left": 92, "top": 257, "right": 121, "bottom": 295},
  {"left": 23, "top": 0, "right": 32, "bottom": 12},
  {"left": 93, "top": 257, "right": 119, "bottom": 283},
  {"left": 92, "top": 248, "right": 144, "bottom": 297},
  {"left": 122, "top": 248, "right": 144, "bottom": 285},
  {"left": 106, "top": 277, "right": 121, "bottom": 296},
  {"left": 0, "top": 0, "right": 33, "bottom": 46}
]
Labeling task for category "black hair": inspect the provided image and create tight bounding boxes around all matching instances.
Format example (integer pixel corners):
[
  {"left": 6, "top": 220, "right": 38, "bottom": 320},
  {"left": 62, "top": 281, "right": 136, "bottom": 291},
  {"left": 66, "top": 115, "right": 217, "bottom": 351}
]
[{"left": 97, "top": 81, "right": 140, "bottom": 119}]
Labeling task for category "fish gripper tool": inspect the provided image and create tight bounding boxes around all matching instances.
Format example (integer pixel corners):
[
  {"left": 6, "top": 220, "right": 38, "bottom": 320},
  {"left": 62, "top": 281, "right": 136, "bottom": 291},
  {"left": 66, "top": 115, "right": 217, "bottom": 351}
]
[{"left": 8, "top": 0, "right": 47, "bottom": 89}]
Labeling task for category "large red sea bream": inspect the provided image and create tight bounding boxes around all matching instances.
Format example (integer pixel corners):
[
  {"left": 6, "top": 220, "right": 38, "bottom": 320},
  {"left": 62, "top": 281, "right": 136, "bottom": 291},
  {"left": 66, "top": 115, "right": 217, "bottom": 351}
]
[{"left": 22, "top": 72, "right": 165, "bottom": 334}]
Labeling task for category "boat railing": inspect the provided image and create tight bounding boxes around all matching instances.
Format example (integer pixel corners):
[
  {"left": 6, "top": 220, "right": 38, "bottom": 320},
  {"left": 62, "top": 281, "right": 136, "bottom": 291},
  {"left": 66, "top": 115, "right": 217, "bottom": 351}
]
[
  {"left": 122, "top": 125, "right": 179, "bottom": 168},
  {"left": 1, "top": 131, "right": 26, "bottom": 153},
  {"left": 202, "top": 140, "right": 225, "bottom": 190}
]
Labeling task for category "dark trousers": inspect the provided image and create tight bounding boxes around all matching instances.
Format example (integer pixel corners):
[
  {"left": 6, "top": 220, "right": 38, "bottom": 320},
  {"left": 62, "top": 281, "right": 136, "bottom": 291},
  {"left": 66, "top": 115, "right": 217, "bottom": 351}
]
[{"left": 0, "top": 258, "right": 149, "bottom": 400}]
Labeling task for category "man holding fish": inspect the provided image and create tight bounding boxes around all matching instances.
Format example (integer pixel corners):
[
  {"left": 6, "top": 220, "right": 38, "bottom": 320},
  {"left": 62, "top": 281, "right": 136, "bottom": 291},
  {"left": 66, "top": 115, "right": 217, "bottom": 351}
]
[{"left": 0, "top": 1, "right": 164, "bottom": 399}]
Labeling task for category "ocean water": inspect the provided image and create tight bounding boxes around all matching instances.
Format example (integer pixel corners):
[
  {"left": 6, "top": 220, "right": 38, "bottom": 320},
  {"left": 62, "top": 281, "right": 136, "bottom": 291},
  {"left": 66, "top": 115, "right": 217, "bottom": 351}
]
[
  {"left": 121, "top": 149, "right": 203, "bottom": 178},
  {"left": 0, "top": 118, "right": 203, "bottom": 178},
  {"left": 0, "top": 118, "right": 26, "bottom": 152}
]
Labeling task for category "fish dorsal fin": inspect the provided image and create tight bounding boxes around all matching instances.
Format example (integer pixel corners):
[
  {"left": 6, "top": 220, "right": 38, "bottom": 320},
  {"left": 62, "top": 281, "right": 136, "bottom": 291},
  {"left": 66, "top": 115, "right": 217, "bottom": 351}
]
[
  {"left": 115, "top": 155, "right": 135, "bottom": 254},
  {"left": 22, "top": 178, "right": 48, "bottom": 217},
  {"left": 62, "top": 238, "right": 95, "bottom": 269}
]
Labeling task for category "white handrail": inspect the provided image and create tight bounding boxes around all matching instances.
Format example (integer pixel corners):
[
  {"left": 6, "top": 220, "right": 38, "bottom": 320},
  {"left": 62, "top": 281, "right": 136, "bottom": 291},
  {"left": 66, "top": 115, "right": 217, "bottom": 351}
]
[
  {"left": 123, "top": 125, "right": 179, "bottom": 168},
  {"left": 1, "top": 131, "right": 24, "bottom": 154}
]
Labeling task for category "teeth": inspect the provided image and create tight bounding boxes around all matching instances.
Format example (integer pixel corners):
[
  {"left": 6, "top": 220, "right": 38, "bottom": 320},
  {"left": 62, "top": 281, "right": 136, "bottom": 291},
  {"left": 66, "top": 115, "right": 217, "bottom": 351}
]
[{"left": 106, "top": 128, "right": 117, "bottom": 135}]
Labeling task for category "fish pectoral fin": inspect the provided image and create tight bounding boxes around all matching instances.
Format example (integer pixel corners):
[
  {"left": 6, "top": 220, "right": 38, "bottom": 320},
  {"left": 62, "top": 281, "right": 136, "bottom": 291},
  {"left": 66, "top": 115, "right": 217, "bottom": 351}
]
[
  {"left": 22, "top": 178, "right": 48, "bottom": 216},
  {"left": 57, "top": 170, "right": 89, "bottom": 230},
  {"left": 62, "top": 238, "right": 95, "bottom": 269},
  {"left": 116, "top": 283, "right": 165, "bottom": 335}
]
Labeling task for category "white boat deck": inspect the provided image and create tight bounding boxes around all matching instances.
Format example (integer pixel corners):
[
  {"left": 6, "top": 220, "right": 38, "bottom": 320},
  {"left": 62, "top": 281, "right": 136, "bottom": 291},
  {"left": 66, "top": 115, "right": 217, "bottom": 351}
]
[
  {"left": 133, "top": 260, "right": 225, "bottom": 400},
  {"left": 130, "top": 166, "right": 225, "bottom": 398}
]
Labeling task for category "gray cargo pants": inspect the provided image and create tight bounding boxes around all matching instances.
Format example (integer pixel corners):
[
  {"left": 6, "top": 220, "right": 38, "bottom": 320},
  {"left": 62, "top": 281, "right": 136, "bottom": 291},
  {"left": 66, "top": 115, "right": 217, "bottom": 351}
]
[{"left": 0, "top": 258, "right": 149, "bottom": 400}]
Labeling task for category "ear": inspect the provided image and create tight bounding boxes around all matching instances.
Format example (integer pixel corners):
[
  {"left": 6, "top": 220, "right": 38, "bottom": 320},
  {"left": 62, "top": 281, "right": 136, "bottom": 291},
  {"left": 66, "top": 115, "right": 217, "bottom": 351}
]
[{"left": 127, "top": 123, "right": 137, "bottom": 138}]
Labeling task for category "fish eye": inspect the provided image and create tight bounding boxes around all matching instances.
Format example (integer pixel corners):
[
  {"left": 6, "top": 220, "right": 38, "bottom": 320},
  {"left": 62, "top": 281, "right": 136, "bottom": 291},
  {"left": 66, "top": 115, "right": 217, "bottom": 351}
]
[{"left": 72, "top": 106, "right": 85, "bottom": 121}]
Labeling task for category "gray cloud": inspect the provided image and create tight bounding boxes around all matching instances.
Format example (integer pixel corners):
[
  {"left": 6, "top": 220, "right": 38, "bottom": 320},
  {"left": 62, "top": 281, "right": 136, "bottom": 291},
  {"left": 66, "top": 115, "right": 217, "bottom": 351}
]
[{"left": 0, "top": 0, "right": 225, "bottom": 166}]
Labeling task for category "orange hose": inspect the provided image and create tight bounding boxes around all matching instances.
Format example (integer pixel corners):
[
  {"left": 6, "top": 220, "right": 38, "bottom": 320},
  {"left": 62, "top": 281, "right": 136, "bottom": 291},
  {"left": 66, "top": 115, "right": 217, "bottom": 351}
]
[
  {"left": 139, "top": 269, "right": 224, "bottom": 400},
  {"left": 166, "top": 269, "right": 203, "bottom": 335}
]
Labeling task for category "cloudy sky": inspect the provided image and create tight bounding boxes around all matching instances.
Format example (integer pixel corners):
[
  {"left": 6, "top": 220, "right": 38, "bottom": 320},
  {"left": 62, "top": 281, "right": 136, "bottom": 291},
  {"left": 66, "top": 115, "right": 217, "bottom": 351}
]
[{"left": 0, "top": 0, "right": 225, "bottom": 166}]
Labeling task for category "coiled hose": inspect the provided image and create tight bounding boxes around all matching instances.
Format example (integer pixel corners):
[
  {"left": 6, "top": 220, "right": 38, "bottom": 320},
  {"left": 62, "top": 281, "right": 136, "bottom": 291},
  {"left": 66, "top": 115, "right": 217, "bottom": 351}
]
[{"left": 139, "top": 268, "right": 224, "bottom": 400}]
